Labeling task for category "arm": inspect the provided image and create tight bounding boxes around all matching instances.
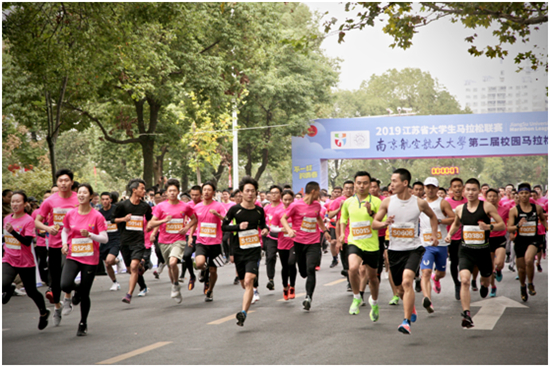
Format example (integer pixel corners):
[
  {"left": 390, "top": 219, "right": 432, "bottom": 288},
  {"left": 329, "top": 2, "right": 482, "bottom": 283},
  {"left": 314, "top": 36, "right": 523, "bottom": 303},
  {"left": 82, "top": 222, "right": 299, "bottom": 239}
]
[
  {"left": 440, "top": 200, "right": 456, "bottom": 226},
  {"left": 536, "top": 205, "right": 548, "bottom": 231},
  {"left": 317, "top": 215, "right": 331, "bottom": 241},
  {"left": 34, "top": 212, "right": 58, "bottom": 236},
  {"left": 61, "top": 227, "right": 70, "bottom": 255},
  {"left": 221, "top": 207, "right": 239, "bottom": 232},
  {"left": 8, "top": 229, "right": 33, "bottom": 247},
  {"left": 146, "top": 215, "right": 171, "bottom": 232},
  {"left": 338, "top": 201, "right": 348, "bottom": 244},
  {"left": 327, "top": 202, "right": 342, "bottom": 219},
  {"left": 89, "top": 231, "right": 108, "bottom": 244},
  {"left": 507, "top": 207, "right": 519, "bottom": 233},
  {"left": 480, "top": 202, "right": 505, "bottom": 232},
  {"left": 372, "top": 197, "right": 392, "bottom": 230},
  {"left": 181, "top": 214, "right": 197, "bottom": 235},
  {"left": 259, "top": 209, "right": 269, "bottom": 236},
  {"left": 280, "top": 214, "right": 295, "bottom": 238},
  {"left": 419, "top": 199, "right": 439, "bottom": 246},
  {"left": 445, "top": 206, "right": 463, "bottom": 242}
]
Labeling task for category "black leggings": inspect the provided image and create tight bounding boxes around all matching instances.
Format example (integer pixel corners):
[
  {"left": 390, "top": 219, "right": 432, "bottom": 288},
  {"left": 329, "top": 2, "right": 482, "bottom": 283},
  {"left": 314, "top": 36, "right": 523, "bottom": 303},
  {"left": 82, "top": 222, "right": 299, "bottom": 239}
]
[
  {"left": 377, "top": 236, "right": 385, "bottom": 279},
  {"left": 182, "top": 238, "right": 196, "bottom": 280},
  {"left": 265, "top": 237, "right": 278, "bottom": 280},
  {"left": 3, "top": 263, "right": 47, "bottom": 313},
  {"left": 449, "top": 240, "right": 461, "bottom": 287},
  {"left": 294, "top": 242, "right": 321, "bottom": 298},
  {"left": 60, "top": 259, "right": 97, "bottom": 325},
  {"left": 340, "top": 243, "right": 349, "bottom": 271},
  {"left": 154, "top": 242, "right": 164, "bottom": 265},
  {"left": 48, "top": 247, "right": 63, "bottom": 303},
  {"left": 279, "top": 248, "right": 297, "bottom": 288},
  {"left": 35, "top": 246, "right": 50, "bottom": 287}
]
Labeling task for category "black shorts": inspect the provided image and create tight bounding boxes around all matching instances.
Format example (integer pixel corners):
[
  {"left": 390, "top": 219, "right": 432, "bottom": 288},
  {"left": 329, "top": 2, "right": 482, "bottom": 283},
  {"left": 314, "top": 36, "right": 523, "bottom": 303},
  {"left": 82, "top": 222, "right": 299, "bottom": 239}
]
[
  {"left": 120, "top": 243, "right": 145, "bottom": 267},
  {"left": 536, "top": 234, "right": 546, "bottom": 251},
  {"left": 234, "top": 247, "right": 261, "bottom": 280},
  {"left": 489, "top": 236, "right": 506, "bottom": 253},
  {"left": 348, "top": 245, "right": 379, "bottom": 270},
  {"left": 142, "top": 248, "right": 152, "bottom": 270},
  {"left": 195, "top": 243, "right": 223, "bottom": 268},
  {"left": 99, "top": 241, "right": 120, "bottom": 262},
  {"left": 387, "top": 247, "right": 425, "bottom": 286},
  {"left": 458, "top": 245, "right": 493, "bottom": 277},
  {"left": 329, "top": 227, "right": 337, "bottom": 241},
  {"left": 514, "top": 240, "right": 539, "bottom": 259}
]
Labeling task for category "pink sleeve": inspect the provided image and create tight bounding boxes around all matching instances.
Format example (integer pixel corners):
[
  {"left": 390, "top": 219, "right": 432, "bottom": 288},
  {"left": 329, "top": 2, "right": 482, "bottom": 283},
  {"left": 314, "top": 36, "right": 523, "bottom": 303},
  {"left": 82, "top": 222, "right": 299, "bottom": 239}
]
[
  {"left": 152, "top": 205, "right": 162, "bottom": 219},
  {"left": 38, "top": 200, "right": 51, "bottom": 218},
  {"left": 62, "top": 210, "right": 71, "bottom": 228},
  {"left": 96, "top": 213, "right": 108, "bottom": 233},
  {"left": 24, "top": 217, "right": 36, "bottom": 238},
  {"left": 184, "top": 204, "right": 195, "bottom": 218}
]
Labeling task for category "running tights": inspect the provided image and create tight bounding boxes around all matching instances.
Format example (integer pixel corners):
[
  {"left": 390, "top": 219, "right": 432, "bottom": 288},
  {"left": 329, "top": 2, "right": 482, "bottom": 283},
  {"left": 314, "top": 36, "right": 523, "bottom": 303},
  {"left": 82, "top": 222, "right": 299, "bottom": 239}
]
[
  {"left": 60, "top": 259, "right": 97, "bottom": 325},
  {"left": 448, "top": 240, "right": 461, "bottom": 287},
  {"left": 294, "top": 242, "right": 321, "bottom": 298},
  {"left": 278, "top": 248, "right": 297, "bottom": 288},
  {"left": 2, "top": 263, "right": 47, "bottom": 313},
  {"left": 48, "top": 247, "right": 63, "bottom": 303},
  {"left": 35, "top": 246, "right": 50, "bottom": 287},
  {"left": 265, "top": 237, "right": 278, "bottom": 280}
]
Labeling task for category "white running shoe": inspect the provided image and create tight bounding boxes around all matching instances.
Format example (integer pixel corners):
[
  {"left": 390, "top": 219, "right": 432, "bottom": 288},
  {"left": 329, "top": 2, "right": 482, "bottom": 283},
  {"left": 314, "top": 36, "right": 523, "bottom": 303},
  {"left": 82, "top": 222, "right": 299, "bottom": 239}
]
[
  {"left": 53, "top": 307, "right": 62, "bottom": 326},
  {"left": 171, "top": 284, "right": 181, "bottom": 299},
  {"left": 62, "top": 298, "right": 73, "bottom": 316},
  {"left": 109, "top": 282, "right": 120, "bottom": 291},
  {"left": 251, "top": 290, "right": 260, "bottom": 304},
  {"left": 138, "top": 287, "right": 148, "bottom": 297}
]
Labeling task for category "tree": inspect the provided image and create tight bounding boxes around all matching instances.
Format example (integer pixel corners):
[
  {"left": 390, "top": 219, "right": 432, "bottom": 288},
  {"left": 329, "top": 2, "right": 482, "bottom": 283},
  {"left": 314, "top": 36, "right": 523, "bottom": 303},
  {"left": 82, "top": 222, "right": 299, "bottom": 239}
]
[{"left": 324, "top": 2, "right": 548, "bottom": 72}]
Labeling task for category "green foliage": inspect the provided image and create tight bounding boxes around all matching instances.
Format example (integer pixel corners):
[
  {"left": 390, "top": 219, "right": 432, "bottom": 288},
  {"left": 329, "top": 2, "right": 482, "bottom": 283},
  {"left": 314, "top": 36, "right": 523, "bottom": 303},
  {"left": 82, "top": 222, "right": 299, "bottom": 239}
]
[{"left": 2, "top": 166, "right": 53, "bottom": 199}]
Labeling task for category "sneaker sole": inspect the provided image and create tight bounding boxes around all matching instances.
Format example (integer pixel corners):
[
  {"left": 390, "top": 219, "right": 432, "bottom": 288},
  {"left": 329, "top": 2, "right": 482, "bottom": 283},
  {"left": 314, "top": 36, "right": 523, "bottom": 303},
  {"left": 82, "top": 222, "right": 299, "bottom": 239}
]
[
  {"left": 45, "top": 293, "right": 55, "bottom": 304},
  {"left": 370, "top": 309, "right": 379, "bottom": 322},
  {"left": 236, "top": 313, "right": 246, "bottom": 327},
  {"left": 398, "top": 326, "right": 411, "bottom": 335},
  {"left": 462, "top": 320, "right": 474, "bottom": 328},
  {"left": 303, "top": 300, "right": 311, "bottom": 311}
]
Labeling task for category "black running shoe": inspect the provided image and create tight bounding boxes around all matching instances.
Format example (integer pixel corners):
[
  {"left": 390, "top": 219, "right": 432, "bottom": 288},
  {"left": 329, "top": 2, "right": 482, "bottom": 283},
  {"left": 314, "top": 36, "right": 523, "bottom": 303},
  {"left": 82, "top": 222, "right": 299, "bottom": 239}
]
[
  {"left": 38, "top": 309, "right": 51, "bottom": 330},
  {"left": 76, "top": 322, "right": 87, "bottom": 336},
  {"left": 415, "top": 279, "right": 421, "bottom": 293},
  {"left": 527, "top": 283, "right": 536, "bottom": 296},
  {"left": 471, "top": 280, "right": 478, "bottom": 292},
  {"left": 303, "top": 296, "right": 312, "bottom": 311},
  {"left": 329, "top": 259, "right": 339, "bottom": 268},
  {"left": 341, "top": 270, "right": 348, "bottom": 278},
  {"left": 205, "top": 290, "right": 213, "bottom": 302},
  {"left": 236, "top": 311, "right": 246, "bottom": 327},
  {"left": 72, "top": 290, "right": 81, "bottom": 306},
  {"left": 461, "top": 312, "right": 474, "bottom": 328},
  {"left": 455, "top": 285, "right": 461, "bottom": 301},
  {"left": 266, "top": 280, "right": 274, "bottom": 291},
  {"left": 521, "top": 285, "right": 528, "bottom": 302},
  {"left": 423, "top": 297, "right": 434, "bottom": 313},
  {"left": 537, "top": 264, "right": 543, "bottom": 273},
  {"left": 3, "top": 284, "right": 16, "bottom": 305},
  {"left": 479, "top": 285, "right": 488, "bottom": 298},
  {"left": 233, "top": 276, "right": 239, "bottom": 285}
]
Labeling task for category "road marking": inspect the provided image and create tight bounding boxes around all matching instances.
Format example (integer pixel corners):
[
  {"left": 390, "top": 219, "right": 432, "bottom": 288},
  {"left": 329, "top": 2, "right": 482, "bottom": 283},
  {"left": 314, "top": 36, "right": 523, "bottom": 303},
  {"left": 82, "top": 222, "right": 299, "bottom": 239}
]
[
  {"left": 324, "top": 278, "right": 346, "bottom": 286},
  {"left": 277, "top": 292, "right": 306, "bottom": 302},
  {"left": 96, "top": 342, "right": 172, "bottom": 365},
  {"left": 469, "top": 296, "right": 528, "bottom": 330},
  {"left": 208, "top": 311, "right": 255, "bottom": 325},
  {"left": 2, "top": 329, "right": 9, "bottom": 331}
]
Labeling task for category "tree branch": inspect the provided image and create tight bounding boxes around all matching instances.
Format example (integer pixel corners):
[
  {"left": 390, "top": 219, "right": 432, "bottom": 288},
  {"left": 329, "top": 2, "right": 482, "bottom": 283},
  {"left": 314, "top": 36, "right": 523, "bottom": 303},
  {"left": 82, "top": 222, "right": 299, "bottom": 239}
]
[{"left": 200, "top": 39, "right": 221, "bottom": 54}]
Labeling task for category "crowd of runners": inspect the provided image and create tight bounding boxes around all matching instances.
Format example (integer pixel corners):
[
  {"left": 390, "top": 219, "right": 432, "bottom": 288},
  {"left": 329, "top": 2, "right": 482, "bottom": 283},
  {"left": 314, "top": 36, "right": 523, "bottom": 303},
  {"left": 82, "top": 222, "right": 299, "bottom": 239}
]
[{"left": 2, "top": 167, "right": 547, "bottom": 336}]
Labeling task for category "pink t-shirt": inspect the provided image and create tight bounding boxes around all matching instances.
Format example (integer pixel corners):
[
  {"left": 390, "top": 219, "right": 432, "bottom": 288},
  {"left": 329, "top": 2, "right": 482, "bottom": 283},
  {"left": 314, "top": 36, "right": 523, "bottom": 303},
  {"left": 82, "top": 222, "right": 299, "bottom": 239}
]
[
  {"left": 144, "top": 218, "right": 153, "bottom": 249},
  {"left": 446, "top": 196, "right": 468, "bottom": 241},
  {"left": 265, "top": 202, "right": 284, "bottom": 240},
  {"left": 186, "top": 201, "right": 200, "bottom": 236},
  {"left": 536, "top": 198, "right": 547, "bottom": 235},
  {"left": 194, "top": 201, "right": 227, "bottom": 245},
  {"left": 37, "top": 192, "right": 79, "bottom": 248},
  {"left": 272, "top": 206, "right": 293, "bottom": 250},
  {"left": 490, "top": 204, "right": 510, "bottom": 238},
  {"left": 222, "top": 201, "right": 235, "bottom": 210},
  {"left": 152, "top": 200, "right": 195, "bottom": 244},
  {"left": 63, "top": 208, "right": 107, "bottom": 265},
  {"left": 330, "top": 196, "right": 351, "bottom": 242},
  {"left": 285, "top": 199, "right": 322, "bottom": 245},
  {"left": 3, "top": 213, "right": 36, "bottom": 268},
  {"left": 32, "top": 210, "right": 47, "bottom": 247}
]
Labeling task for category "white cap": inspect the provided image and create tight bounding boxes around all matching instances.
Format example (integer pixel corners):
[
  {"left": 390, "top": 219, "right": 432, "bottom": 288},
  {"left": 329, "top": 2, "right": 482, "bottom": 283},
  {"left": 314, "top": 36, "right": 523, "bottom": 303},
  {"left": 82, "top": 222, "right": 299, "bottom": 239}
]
[{"left": 424, "top": 177, "right": 439, "bottom": 187}]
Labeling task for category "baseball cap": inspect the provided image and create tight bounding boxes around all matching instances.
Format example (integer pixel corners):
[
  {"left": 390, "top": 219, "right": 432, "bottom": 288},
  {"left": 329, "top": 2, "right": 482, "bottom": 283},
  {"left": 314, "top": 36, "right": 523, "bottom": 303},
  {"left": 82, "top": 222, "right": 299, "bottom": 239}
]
[{"left": 424, "top": 177, "right": 439, "bottom": 187}]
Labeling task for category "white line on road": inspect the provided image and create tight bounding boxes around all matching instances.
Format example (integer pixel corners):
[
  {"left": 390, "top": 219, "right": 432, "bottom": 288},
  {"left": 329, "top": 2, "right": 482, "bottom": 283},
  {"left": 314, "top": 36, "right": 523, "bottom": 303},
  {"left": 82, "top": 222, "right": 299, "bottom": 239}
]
[
  {"left": 324, "top": 278, "right": 346, "bottom": 286},
  {"left": 96, "top": 341, "right": 173, "bottom": 364},
  {"left": 208, "top": 311, "right": 256, "bottom": 325}
]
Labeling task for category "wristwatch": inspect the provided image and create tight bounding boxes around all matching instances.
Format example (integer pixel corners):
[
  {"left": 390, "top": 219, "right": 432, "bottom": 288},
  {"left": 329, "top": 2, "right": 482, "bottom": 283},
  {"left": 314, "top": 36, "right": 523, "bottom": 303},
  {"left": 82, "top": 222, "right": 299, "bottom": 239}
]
[
  {"left": 437, "top": 219, "right": 442, "bottom": 224},
  {"left": 489, "top": 224, "right": 494, "bottom": 231}
]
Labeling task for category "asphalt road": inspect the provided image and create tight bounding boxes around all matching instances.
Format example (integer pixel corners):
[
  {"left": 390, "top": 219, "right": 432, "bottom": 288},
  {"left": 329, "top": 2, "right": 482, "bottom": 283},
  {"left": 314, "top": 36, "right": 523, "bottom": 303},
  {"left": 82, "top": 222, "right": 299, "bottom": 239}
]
[{"left": 3, "top": 252, "right": 548, "bottom": 365}]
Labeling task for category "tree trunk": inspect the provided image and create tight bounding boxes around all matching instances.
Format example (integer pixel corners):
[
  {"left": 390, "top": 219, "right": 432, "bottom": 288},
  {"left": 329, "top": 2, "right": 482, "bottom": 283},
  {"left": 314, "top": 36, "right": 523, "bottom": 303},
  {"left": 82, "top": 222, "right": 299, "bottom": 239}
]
[
  {"left": 245, "top": 144, "right": 253, "bottom": 176},
  {"left": 254, "top": 147, "right": 269, "bottom": 181},
  {"left": 181, "top": 172, "right": 189, "bottom": 193},
  {"left": 46, "top": 136, "right": 57, "bottom": 185},
  {"left": 213, "top": 161, "right": 225, "bottom": 184},
  {"left": 153, "top": 145, "right": 168, "bottom": 188},
  {"left": 141, "top": 137, "right": 155, "bottom": 188}
]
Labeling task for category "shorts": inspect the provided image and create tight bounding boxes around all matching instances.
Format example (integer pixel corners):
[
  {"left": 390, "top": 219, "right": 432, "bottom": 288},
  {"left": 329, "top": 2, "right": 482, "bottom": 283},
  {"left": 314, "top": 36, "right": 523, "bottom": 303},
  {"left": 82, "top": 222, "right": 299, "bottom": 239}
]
[
  {"left": 514, "top": 241, "right": 539, "bottom": 259},
  {"left": 142, "top": 248, "right": 152, "bottom": 270},
  {"left": 99, "top": 241, "right": 120, "bottom": 262},
  {"left": 159, "top": 240, "right": 186, "bottom": 262},
  {"left": 458, "top": 245, "right": 493, "bottom": 277},
  {"left": 420, "top": 246, "right": 448, "bottom": 272},
  {"left": 195, "top": 243, "right": 223, "bottom": 268},
  {"left": 234, "top": 247, "right": 261, "bottom": 280},
  {"left": 120, "top": 243, "right": 146, "bottom": 267},
  {"left": 536, "top": 234, "right": 546, "bottom": 251},
  {"left": 387, "top": 247, "right": 425, "bottom": 286},
  {"left": 329, "top": 228, "right": 337, "bottom": 242},
  {"left": 489, "top": 236, "right": 507, "bottom": 253},
  {"left": 348, "top": 244, "right": 379, "bottom": 269}
]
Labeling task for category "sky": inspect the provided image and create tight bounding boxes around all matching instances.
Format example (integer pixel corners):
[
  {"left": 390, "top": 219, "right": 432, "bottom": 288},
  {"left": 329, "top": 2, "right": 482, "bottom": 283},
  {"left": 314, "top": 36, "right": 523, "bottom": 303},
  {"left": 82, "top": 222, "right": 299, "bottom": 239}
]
[{"left": 306, "top": 2, "right": 548, "bottom": 109}]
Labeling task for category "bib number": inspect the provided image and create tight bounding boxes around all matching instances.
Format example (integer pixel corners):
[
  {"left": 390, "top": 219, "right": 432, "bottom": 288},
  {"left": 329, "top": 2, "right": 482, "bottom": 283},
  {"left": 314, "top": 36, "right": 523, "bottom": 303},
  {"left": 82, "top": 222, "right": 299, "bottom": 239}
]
[
  {"left": 463, "top": 225, "right": 486, "bottom": 244},
  {"left": 106, "top": 221, "right": 118, "bottom": 233},
  {"left": 300, "top": 217, "right": 317, "bottom": 233},
  {"left": 166, "top": 218, "right": 184, "bottom": 234},
  {"left": 238, "top": 229, "right": 261, "bottom": 249},
  {"left": 351, "top": 221, "right": 372, "bottom": 240},
  {"left": 71, "top": 237, "right": 94, "bottom": 257},
  {"left": 3, "top": 230, "right": 21, "bottom": 250},
  {"left": 126, "top": 216, "right": 144, "bottom": 231},
  {"left": 519, "top": 221, "right": 536, "bottom": 236},
  {"left": 199, "top": 222, "right": 217, "bottom": 238},
  {"left": 422, "top": 231, "right": 442, "bottom": 242},
  {"left": 53, "top": 208, "right": 71, "bottom": 226},
  {"left": 390, "top": 222, "right": 415, "bottom": 241}
]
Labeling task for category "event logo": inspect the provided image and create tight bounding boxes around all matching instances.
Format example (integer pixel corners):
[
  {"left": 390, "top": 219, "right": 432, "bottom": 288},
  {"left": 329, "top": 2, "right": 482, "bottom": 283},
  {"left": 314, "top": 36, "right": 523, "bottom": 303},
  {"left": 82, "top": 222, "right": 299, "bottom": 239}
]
[
  {"left": 331, "top": 131, "right": 370, "bottom": 150},
  {"left": 334, "top": 133, "right": 347, "bottom": 147}
]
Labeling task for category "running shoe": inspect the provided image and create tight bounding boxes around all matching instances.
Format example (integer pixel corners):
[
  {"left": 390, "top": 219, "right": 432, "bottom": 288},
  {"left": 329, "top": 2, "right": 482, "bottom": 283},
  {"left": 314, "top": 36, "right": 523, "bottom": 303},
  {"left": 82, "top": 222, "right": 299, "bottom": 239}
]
[
  {"left": 537, "top": 264, "right": 543, "bottom": 273},
  {"left": 508, "top": 264, "right": 515, "bottom": 272},
  {"left": 411, "top": 306, "right": 417, "bottom": 323},
  {"left": 53, "top": 308, "right": 62, "bottom": 326},
  {"left": 495, "top": 269, "right": 503, "bottom": 282},
  {"left": 157, "top": 263, "right": 165, "bottom": 275},
  {"left": 72, "top": 291, "right": 81, "bottom": 306},
  {"left": 461, "top": 311, "right": 474, "bottom": 328},
  {"left": 266, "top": 280, "right": 275, "bottom": 291},
  {"left": 38, "top": 309, "right": 50, "bottom": 330},
  {"left": 204, "top": 281, "right": 209, "bottom": 295},
  {"left": 289, "top": 287, "right": 295, "bottom": 299},
  {"left": 251, "top": 290, "right": 260, "bottom": 304},
  {"left": 122, "top": 293, "right": 132, "bottom": 304},
  {"left": 369, "top": 296, "right": 379, "bottom": 322},
  {"left": 45, "top": 288, "right": 54, "bottom": 304},
  {"left": 188, "top": 278, "right": 195, "bottom": 291},
  {"left": 520, "top": 285, "right": 528, "bottom": 302},
  {"left": 205, "top": 290, "right": 213, "bottom": 302},
  {"left": 236, "top": 311, "right": 246, "bottom": 327},
  {"left": 76, "top": 322, "right": 87, "bottom": 337},
  {"left": 153, "top": 270, "right": 159, "bottom": 279},
  {"left": 329, "top": 258, "right": 339, "bottom": 268},
  {"left": 341, "top": 269, "right": 348, "bottom": 278},
  {"left": 14, "top": 288, "right": 26, "bottom": 296},
  {"left": 283, "top": 289, "right": 289, "bottom": 301},
  {"left": 349, "top": 297, "right": 361, "bottom": 315},
  {"left": 178, "top": 276, "right": 186, "bottom": 283},
  {"left": 515, "top": 275, "right": 519, "bottom": 280},
  {"left": 505, "top": 254, "right": 510, "bottom": 263},
  {"left": 397, "top": 319, "right": 411, "bottom": 335},
  {"left": 62, "top": 298, "right": 73, "bottom": 316},
  {"left": 527, "top": 283, "right": 536, "bottom": 296},
  {"left": 479, "top": 285, "right": 488, "bottom": 298},
  {"left": 415, "top": 278, "right": 421, "bottom": 293},
  {"left": 389, "top": 295, "right": 399, "bottom": 305},
  {"left": 171, "top": 284, "right": 180, "bottom": 298},
  {"left": 315, "top": 266, "right": 320, "bottom": 271},
  {"left": 3, "top": 284, "right": 16, "bottom": 305},
  {"left": 471, "top": 280, "right": 478, "bottom": 292},
  {"left": 110, "top": 282, "right": 121, "bottom": 291},
  {"left": 455, "top": 285, "right": 461, "bottom": 300},
  {"left": 432, "top": 273, "right": 441, "bottom": 294},
  {"left": 302, "top": 296, "right": 312, "bottom": 311},
  {"left": 138, "top": 287, "right": 148, "bottom": 297},
  {"left": 233, "top": 276, "right": 240, "bottom": 285},
  {"left": 423, "top": 297, "right": 434, "bottom": 314},
  {"left": 490, "top": 287, "right": 497, "bottom": 297},
  {"left": 346, "top": 283, "right": 352, "bottom": 292}
]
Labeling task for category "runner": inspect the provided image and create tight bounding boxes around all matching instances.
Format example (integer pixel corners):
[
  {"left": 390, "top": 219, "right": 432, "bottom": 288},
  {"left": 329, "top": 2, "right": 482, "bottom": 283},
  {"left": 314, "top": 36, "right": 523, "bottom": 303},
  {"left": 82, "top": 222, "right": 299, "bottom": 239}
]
[
  {"left": 181, "top": 185, "right": 202, "bottom": 290},
  {"left": 437, "top": 188, "right": 447, "bottom": 199},
  {"left": 446, "top": 177, "right": 468, "bottom": 300},
  {"left": 280, "top": 181, "right": 331, "bottom": 311},
  {"left": 372, "top": 168, "right": 440, "bottom": 335},
  {"left": 418, "top": 177, "right": 455, "bottom": 313},
  {"left": 340, "top": 171, "right": 382, "bottom": 321},
  {"left": 34, "top": 168, "right": 79, "bottom": 326},
  {"left": 32, "top": 190, "right": 51, "bottom": 288},
  {"left": 3, "top": 191, "right": 50, "bottom": 330},
  {"left": 189, "top": 181, "right": 227, "bottom": 302},
  {"left": 147, "top": 179, "right": 197, "bottom": 304},
  {"left": 60, "top": 183, "right": 108, "bottom": 336},
  {"left": 445, "top": 178, "right": 505, "bottom": 328},
  {"left": 485, "top": 188, "right": 510, "bottom": 296},
  {"left": 221, "top": 176, "right": 269, "bottom": 326},
  {"left": 98, "top": 192, "right": 122, "bottom": 291},
  {"left": 531, "top": 189, "right": 548, "bottom": 272},
  {"left": 327, "top": 186, "right": 342, "bottom": 269},
  {"left": 113, "top": 178, "right": 153, "bottom": 304},
  {"left": 263, "top": 185, "right": 284, "bottom": 291},
  {"left": 507, "top": 182, "right": 547, "bottom": 302}
]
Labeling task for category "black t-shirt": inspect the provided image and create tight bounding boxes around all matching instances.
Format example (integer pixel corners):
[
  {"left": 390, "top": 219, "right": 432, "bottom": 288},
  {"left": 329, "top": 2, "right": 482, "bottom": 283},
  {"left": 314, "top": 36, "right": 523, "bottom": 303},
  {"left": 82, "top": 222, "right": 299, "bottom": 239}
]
[
  {"left": 99, "top": 205, "right": 120, "bottom": 245},
  {"left": 113, "top": 199, "right": 153, "bottom": 247},
  {"left": 222, "top": 204, "right": 267, "bottom": 256}
]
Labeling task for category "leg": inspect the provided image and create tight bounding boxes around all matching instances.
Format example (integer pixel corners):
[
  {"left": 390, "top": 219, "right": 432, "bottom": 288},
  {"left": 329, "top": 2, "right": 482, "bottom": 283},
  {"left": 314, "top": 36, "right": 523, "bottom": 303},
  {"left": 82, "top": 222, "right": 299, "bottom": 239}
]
[
  {"left": 401, "top": 269, "right": 416, "bottom": 320},
  {"left": 340, "top": 243, "right": 349, "bottom": 272},
  {"left": 182, "top": 243, "right": 196, "bottom": 280},
  {"left": 366, "top": 264, "right": 379, "bottom": 301},
  {"left": 516, "top": 257, "right": 527, "bottom": 285},
  {"left": 60, "top": 259, "right": 81, "bottom": 295},
  {"left": 105, "top": 254, "right": 118, "bottom": 283},
  {"left": 421, "top": 268, "right": 432, "bottom": 300},
  {"left": 169, "top": 256, "right": 179, "bottom": 284},
  {"left": 48, "top": 247, "right": 63, "bottom": 307},
  {"left": 195, "top": 255, "right": 206, "bottom": 272},
  {"left": 35, "top": 246, "right": 50, "bottom": 286},
  {"left": 128, "top": 259, "right": 141, "bottom": 295},
  {"left": 304, "top": 244, "right": 321, "bottom": 298},
  {"left": 76, "top": 264, "right": 97, "bottom": 325},
  {"left": 2, "top": 263, "right": 17, "bottom": 303},
  {"left": 279, "top": 249, "right": 290, "bottom": 289},
  {"left": 525, "top": 245, "right": 538, "bottom": 284},
  {"left": 448, "top": 240, "right": 460, "bottom": 287},
  {"left": 288, "top": 247, "right": 297, "bottom": 287},
  {"left": 208, "top": 266, "right": 218, "bottom": 291},
  {"left": 348, "top": 254, "right": 363, "bottom": 294},
  {"left": 18, "top": 267, "right": 47, "bottom": 314},
  {"left": 265, "top": 237, "right": 278, "bottom": 282},
  {"left": 242, "top": 273, "right": 256, "bottom": 313},
  {"left": 294, "top": 243, "right": 308, "bottom": 279},
  {"left": 459, "top": 269, "right": 472, "bottom": 311}
]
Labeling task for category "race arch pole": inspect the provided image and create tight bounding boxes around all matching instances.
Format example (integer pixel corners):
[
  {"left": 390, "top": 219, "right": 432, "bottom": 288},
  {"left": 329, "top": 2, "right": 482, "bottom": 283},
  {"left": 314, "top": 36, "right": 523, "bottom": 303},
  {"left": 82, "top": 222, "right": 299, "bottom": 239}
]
[{"left": 232, "top": 100, "right": 239, "bottom": 188}]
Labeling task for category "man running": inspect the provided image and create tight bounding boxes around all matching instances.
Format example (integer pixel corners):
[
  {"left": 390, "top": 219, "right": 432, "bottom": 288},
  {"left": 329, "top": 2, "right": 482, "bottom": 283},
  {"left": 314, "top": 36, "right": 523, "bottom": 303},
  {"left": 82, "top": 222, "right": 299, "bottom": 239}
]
[
  {"left": 99, "top": 192, "right": 122, "bottom": 291},
  {"left": 485, "top": 188, "right": 510, "bottom": 296},
  {"left": 263, "top": 185, "right": 284, "bottom": 291},
  {"left": 181, "top": 186, "right": 202, "bottom": 289},
  {"left": 445, "top": 178, "right": 505, "bottom": 328},
  {"left": 446, "top": 177, "right": 468, "bottom": 300},
  {"left": 373, "top": 169, "right": 440, "bottom": 335}
]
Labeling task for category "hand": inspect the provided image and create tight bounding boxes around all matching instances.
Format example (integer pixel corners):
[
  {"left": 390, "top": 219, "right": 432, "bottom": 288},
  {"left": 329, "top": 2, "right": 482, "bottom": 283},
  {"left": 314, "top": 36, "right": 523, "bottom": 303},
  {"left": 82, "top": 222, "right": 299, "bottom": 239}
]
[
  {"left": 386, "top": 215, "right": 395, "bottom": 226},
  {"left": 444, "top": 234, "right": 451, "bottom": 243},
  {"left": 164, "top": 215, "right": 173, "bottom": 223},
  {"left": 324, "top": 231, "right": 331, "bottom": 242},
  {"left": 187, "top": 238, "right": 194, "bottom": 247},
  {"left": 124, "top": 214, "right": 132, "bottom": 222},
  {"left": 230, "top": 255, "right": 234, "bottom": 263},
  {"left": 239, "top": 222, "right": 249, "bottom": 230},
  {"left": 365, "top": 202, "right": 371, "bottom": 212},
  {"left": 61, "top": 244, "right": 68, "bottom": 255},
  {"left": 209, "top": 209, "right": 219, "bottom": 216},
  {"left": 287, "top": 229, "right": 296, "bottom": 238},
  {"left": 518, "top": 218, "right": 527, "bottom": 227},
  {"left": 48, "top": 225, "right": 59, "bottom": 236},
  {"left": 478, "top": 221, "right": 491, "bottom": 231},
  {"left": 338, "top": 234, "right": 345, "bottom": 244},
  {"left": 431, "top": 237, "right": 439, "bottom": 247},
  {"left": 5, "top": 223, "right": 13, "bottom": 233},
  {"left": 261, "top": 228, "right": 269, "bottom": 237},
  {"left": 150, "top": 233, "right": 156, "bottom": 243},
  {"left": 335, "top": 241, "right": 342, "bottom": 253},
  {"left": 80, "top": 229, "right": 90, "bottom": 237},
  {"left": 178, "top": 227, "right": 188, "bottom": 236}
]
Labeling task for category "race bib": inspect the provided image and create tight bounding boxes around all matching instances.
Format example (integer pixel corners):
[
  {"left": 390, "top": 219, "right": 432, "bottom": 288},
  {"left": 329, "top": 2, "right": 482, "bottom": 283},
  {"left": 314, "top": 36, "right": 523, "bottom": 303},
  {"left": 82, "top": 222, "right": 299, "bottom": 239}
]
[
  {"left": 351, "top": 221, "right": 372, "bottom": 240},
  {"left": 199, "top": 222, "right": 217, "bottom": 238},
  {"left": 300, "top": 217, "right": 317, "bottom": 233},
  {"left": 106, "top": 221, "right": 118, "bottom": 233},
  {"left": 126, "top": 215, "right": 144, "bottom": 231},
  {"left": 71, "top": 237, "right": 94, "bottom": 257},
  {"left": 3, "top": 230, "right": 21, "bottom": 250},
  {"left": 422, "top": 231, "right": 442, "bottom": 242},
  {"left": 268, "top": 215, "right": 273, "bottom": 225},
  {"left": 166, "top": 218, "right": 184, "bottom": 234},
  {"left": 53, "top": 207, "right": 71, "bottom": 226},
  {"left": 519, "top": 221, "right": 537, "bottom": 236},
  {"left": 238, "top": 229, "right": 261, "bottom": 249},
  {"left": 391, "top": 222, "right": 415, "bottom": 241},
  {"left": 385, "top": 229, "right": 389, "bottom": 241},
  {"left": 463, "top": 225, "right": 486, "bottom": 245}
]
